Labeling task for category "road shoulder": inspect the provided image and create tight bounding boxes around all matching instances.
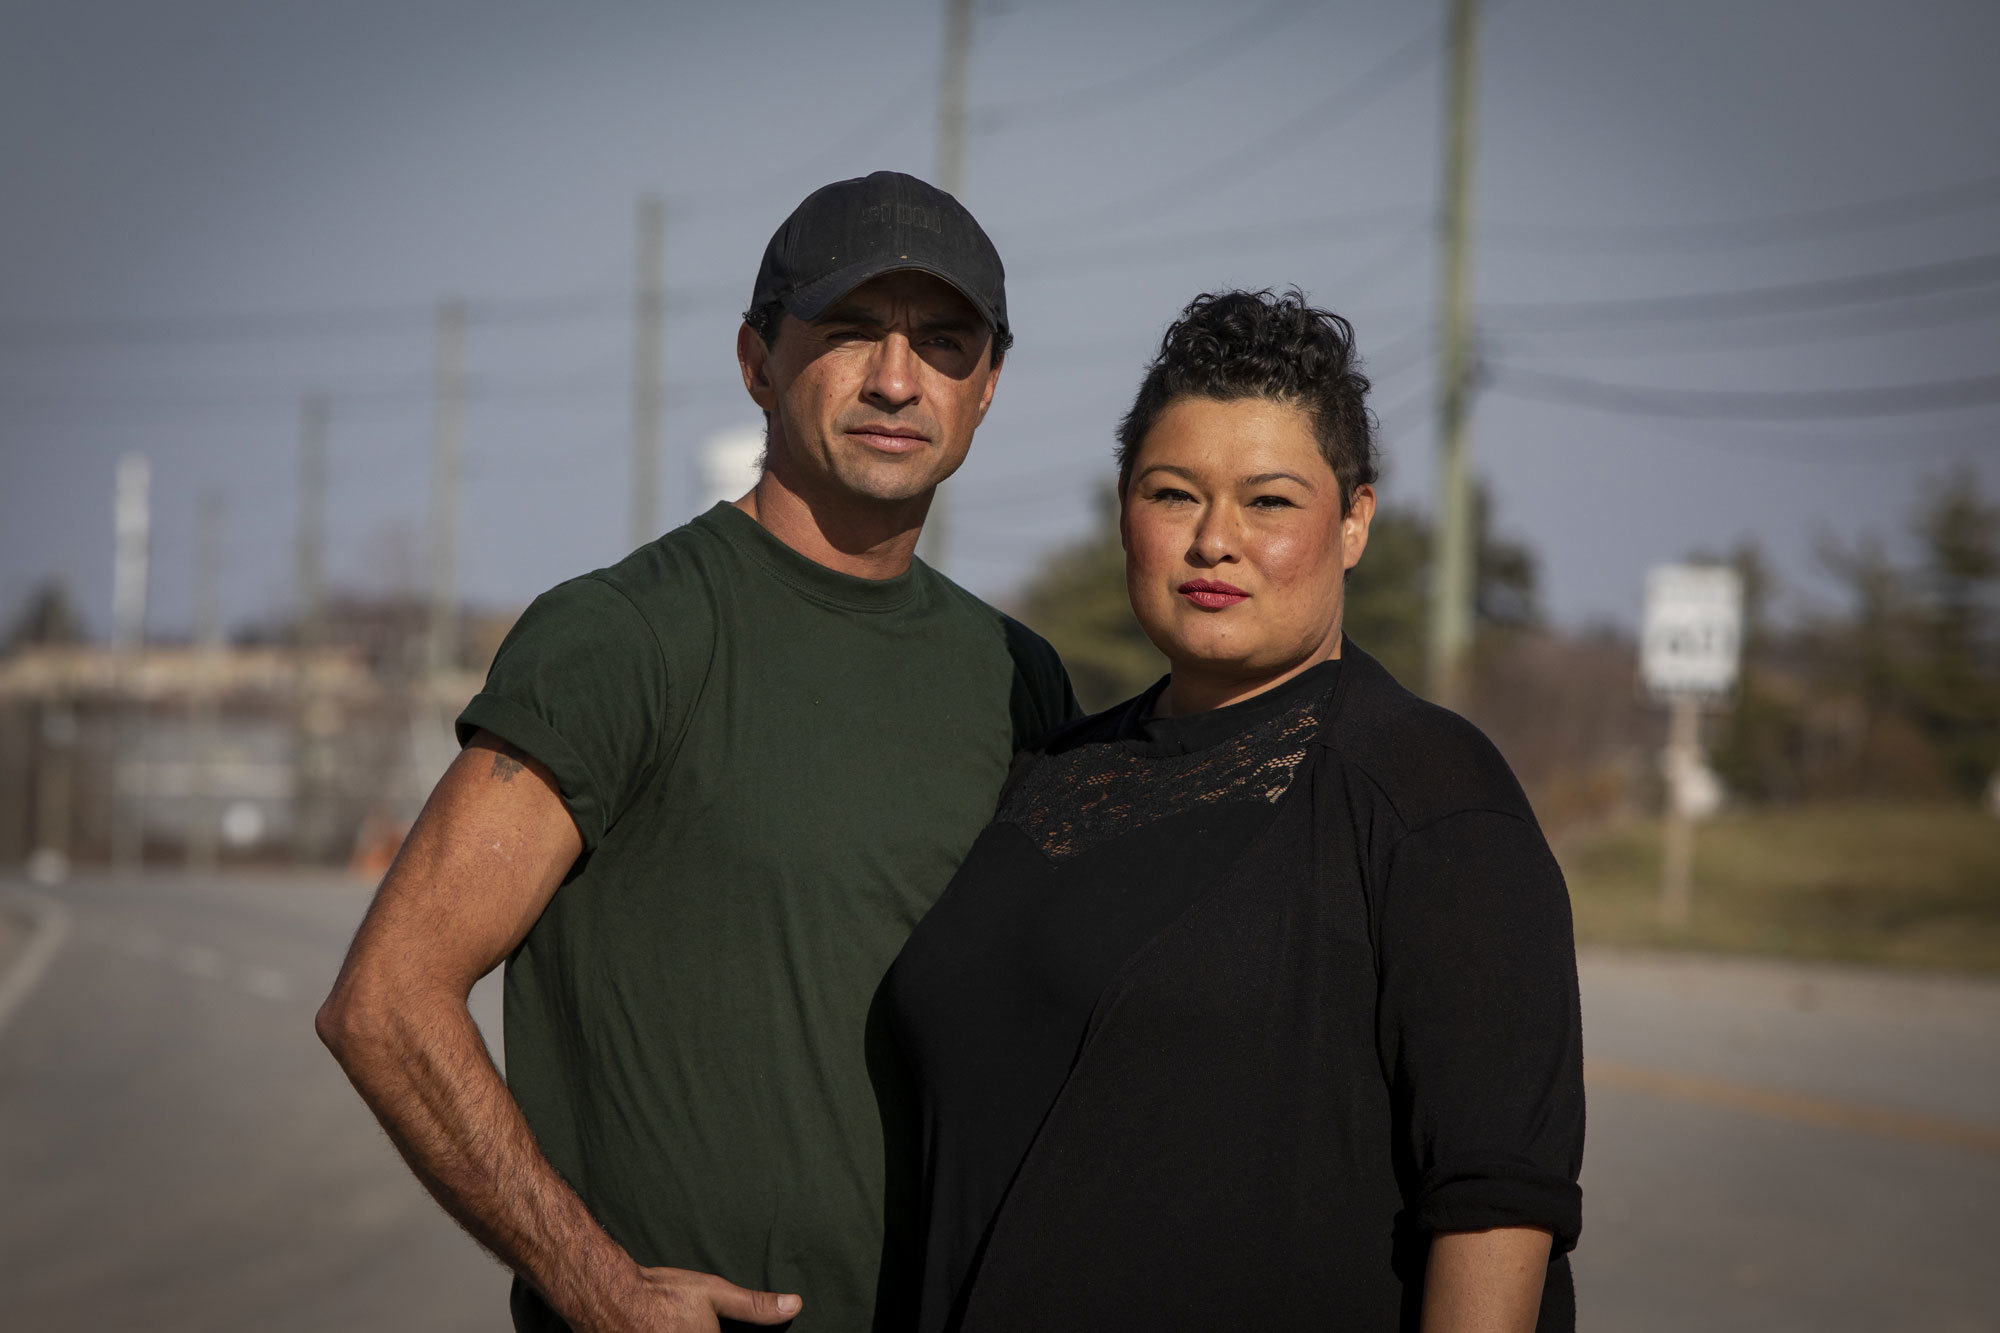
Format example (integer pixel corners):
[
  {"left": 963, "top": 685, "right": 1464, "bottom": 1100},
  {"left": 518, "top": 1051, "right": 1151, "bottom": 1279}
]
[{"left": 0, "top": 887, "right": 73, "bottom": 1034}]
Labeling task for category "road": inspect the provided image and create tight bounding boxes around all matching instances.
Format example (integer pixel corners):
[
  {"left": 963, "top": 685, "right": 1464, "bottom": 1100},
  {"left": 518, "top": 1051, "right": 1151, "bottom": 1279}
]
[
  {"left": 0, "top": 871, "right": 507, "bottom": 1332},
  {"left": 2, "top": 870, "right": 1997, "bottom": 1331}
]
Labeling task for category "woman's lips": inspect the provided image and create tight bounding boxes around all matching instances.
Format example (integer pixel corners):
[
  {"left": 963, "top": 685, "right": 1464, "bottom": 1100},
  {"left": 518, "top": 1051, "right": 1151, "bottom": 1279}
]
[{"left": 1178, "top": 579, "right": 1249, "bottom": 610}]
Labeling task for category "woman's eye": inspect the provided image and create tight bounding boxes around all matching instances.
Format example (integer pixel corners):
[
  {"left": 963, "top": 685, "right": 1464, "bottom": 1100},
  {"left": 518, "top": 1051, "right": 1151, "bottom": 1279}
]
[
  {"left": 1149, "top": 488, "right": 1195, "bottom": 504},
  {"left": 1249, "top": 494, "right": 1296, "bottom": 509}
]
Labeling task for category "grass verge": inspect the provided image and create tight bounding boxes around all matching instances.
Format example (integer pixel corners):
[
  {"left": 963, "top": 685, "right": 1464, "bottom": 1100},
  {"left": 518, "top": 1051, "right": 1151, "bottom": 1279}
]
[{"left": 1556, "top": 801, "right": 2000, "bottom": 973}]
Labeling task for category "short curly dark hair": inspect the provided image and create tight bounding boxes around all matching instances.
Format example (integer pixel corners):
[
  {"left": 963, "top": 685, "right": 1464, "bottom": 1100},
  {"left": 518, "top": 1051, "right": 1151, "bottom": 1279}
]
[{"left": 1115, "top": 289, "right": 1377, "bottom": 512}]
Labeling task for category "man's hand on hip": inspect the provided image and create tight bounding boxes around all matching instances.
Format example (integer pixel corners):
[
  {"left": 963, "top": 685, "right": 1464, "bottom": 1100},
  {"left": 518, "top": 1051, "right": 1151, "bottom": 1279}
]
[
  {"left": 319, "top": 732, "right": 774, "bottom": 1328},
  {"left": 591, "top": 1265, "right": 800, "bottom": 1331}
]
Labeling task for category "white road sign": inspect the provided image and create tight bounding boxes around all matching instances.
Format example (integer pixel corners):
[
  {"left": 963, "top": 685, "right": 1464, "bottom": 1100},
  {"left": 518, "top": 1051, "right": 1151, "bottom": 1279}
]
[{"left": 1641, "top": 564, "right": 1744, "bottom": 698}]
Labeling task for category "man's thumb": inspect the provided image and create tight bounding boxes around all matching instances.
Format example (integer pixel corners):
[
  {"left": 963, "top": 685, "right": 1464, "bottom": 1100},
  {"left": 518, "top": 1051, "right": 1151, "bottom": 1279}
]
[{"left": 705, "top": 1276, "right": 802, "bottom": 1325}]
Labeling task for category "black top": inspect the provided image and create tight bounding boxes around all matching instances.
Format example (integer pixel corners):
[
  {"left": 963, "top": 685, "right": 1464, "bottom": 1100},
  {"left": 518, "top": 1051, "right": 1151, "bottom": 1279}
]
[
  {"left": 886, "top": 660, "right": 1340, "bottom": 1331},
  {"left": 885, "top": 645, "right": 1584, "bottom": 1333}
]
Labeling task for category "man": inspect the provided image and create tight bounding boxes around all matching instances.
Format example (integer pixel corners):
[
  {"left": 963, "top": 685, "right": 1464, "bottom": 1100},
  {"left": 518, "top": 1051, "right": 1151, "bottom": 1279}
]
[{"left": 317, "top": 171, "right": 1076, "bottom": 1333}]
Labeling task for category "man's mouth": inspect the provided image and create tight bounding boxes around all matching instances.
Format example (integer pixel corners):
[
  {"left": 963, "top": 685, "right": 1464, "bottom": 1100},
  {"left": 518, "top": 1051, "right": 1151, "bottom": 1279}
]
[
  {"left": 846, "top": 424, "right": 931, "bottom": 455},
  {"left": 1178, "top": 579, "right": 1249, "bottom": 610}
]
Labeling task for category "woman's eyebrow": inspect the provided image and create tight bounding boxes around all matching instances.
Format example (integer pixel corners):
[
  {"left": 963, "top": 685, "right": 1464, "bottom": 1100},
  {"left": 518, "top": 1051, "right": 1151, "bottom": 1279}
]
[{"left": 1243, "top": 470, "right": 1316, "bottom": 488}]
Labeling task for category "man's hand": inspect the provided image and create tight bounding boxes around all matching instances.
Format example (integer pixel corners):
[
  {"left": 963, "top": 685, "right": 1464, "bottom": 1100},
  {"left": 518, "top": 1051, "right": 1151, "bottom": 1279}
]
[
  {"left": 1420, "top": 1226, "right": 1552, "bottom": 1333},
  {"left": 317, "top": 732, "right": 799, "bottom": 1330},
  {"left": 615, "top": 1265, "right": 802, "bottom": 1331}
]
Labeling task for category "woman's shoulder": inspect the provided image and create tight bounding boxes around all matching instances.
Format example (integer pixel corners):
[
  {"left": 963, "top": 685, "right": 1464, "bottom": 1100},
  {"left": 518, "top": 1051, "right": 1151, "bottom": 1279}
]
[
  {"left": 1322, "top": 645, "right": 1537, "bottom": 832},
  {"left": 1027, "top": 684, "right": 1159, "bottom": 757}
]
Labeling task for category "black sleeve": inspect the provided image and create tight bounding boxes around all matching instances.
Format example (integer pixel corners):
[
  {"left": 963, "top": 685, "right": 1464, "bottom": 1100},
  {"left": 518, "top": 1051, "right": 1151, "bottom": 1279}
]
[
  {"left": 1374, "top": 809, "right": 1585, "bottom": 1248},
  {"left": 1002, "top": 614, "right": 1084, "bottom": 749}
]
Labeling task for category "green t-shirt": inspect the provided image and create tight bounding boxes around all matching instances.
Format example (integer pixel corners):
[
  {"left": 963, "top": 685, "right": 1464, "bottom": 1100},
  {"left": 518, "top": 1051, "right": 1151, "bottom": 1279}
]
[{"left": 456, "top": 502, "right": 1076, "bottom": 1333}]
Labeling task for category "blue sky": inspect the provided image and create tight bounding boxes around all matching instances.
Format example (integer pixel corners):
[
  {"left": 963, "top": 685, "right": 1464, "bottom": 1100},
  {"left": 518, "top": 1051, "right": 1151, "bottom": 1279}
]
[{"left": 3, "top": 0, "right": 1996, "bottom": 641}]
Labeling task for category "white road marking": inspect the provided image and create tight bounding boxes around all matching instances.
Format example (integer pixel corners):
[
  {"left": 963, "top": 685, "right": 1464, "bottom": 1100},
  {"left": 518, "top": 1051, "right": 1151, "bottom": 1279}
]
[
  {"left": 240, "top": 965, "right": 295, "bottom": 1001},
  {"left": 176, "top": 944, "right": 226, "bottom": 981},
  {"left": 63, "top": 907, "right": 307, "bottom": 1009},
  {"left": 120, "top": 925, "right": 166, "bottom": 959},
  {"left": 0, "top": 891, "right": 74, "bottom": 1036}
]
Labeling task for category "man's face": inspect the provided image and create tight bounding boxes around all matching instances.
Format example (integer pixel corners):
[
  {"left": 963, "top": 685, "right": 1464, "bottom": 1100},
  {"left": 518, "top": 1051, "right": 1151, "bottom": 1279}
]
[{"left": 737, "top": 270, "right": 1001, "bottom": 507}]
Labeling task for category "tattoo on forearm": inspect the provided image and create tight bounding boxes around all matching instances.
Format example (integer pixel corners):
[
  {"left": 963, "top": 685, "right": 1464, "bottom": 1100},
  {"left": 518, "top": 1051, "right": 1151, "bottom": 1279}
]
[{"left": 488, "top": 744, "right": 528, "bottom": 782}]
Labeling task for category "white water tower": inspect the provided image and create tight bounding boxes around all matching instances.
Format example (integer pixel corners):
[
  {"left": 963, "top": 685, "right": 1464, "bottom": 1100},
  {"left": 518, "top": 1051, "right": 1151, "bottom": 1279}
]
[{"left": 698, "top": 426, "right": 765, "bottom": 514}]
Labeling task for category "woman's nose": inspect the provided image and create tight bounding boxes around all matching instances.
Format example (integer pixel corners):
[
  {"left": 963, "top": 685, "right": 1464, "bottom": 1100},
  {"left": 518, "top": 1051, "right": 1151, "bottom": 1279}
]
[{"left": 1189, "top": 510, "right": 1238, "bottom": 566}]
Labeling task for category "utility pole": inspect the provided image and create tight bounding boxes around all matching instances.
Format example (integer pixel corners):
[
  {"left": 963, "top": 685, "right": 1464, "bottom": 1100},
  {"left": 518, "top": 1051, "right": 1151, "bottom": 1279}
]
[
  {"left": 428, "top": 300, "right": 465, "bottom": 679},
  {"left": 110, "top": 453, "right": 151, "bottom": 873},
  {"left": 631, "top": 195, "right": 666, "bottom": 549},
  {"left": 187, "top": 489, "right": 223, "bottom": 873},
  {"left": 935, "top": 0, "right": 973, "bottom": 198},
  {"left": 920, "top": 0, "right": 975, "bottom": 574},
  {"left": 415, "top": 300, "right": 468, "bottom": 805},
  {"left": 1425, "top": 0, "right": 1482, "bottom": 709},
  {"left": 295, "top": 394, "right": 331, "bottom": 864},
  {"left": 1658, "top": 695, "right": 1702, "bottom": 926},
  {"left": 28, "top": 703, "right": 76, "bottom": 885}
]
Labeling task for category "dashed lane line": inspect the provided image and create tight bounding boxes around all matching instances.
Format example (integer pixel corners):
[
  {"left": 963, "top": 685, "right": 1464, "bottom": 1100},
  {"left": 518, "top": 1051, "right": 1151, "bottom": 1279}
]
[
  {"left": 0, "top": 891, "right": 73, "bottom": 1037},
  {"left": 1588, "top": 1058, "right": 2000, "bottom": 1158},
  {"left": 74, "top": 911, "right": 300, "bottom": 1006}
]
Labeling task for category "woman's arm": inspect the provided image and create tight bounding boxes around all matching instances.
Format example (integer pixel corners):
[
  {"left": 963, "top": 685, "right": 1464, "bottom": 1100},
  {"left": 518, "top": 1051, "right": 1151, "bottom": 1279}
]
[{"left": 1422, "top": 1227, "right": 1553, "bottom": 1333}]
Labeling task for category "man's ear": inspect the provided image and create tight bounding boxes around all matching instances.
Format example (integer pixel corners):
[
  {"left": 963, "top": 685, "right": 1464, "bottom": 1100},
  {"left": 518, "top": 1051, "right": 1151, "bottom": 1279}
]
[
  {"left": 973, "top": 342, "right": 1003, "bottom": 424},
  {"left": 738, "top": 322, "right": 777, "bottom": 411}
]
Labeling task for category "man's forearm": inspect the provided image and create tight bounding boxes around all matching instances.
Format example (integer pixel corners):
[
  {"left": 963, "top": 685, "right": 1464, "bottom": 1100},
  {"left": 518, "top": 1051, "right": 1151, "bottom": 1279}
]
[
  {"left": 1421, "top": 1227, "right": 1552, "bottom": 1333},
  {"left": 320, "top": 987, "right": 635, "bottom": 1326}
]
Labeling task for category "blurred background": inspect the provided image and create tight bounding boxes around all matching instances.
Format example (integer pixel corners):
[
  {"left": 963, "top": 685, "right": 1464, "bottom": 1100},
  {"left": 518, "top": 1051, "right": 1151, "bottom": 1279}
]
[{"left": 1, "top": 0, "right": 1996, "bottom": 1329}]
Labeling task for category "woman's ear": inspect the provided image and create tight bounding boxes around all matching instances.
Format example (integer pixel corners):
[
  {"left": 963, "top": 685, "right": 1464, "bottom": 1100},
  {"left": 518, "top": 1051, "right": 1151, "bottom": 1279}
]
[{"left": 1341, "top": 484, "right": 1377, "bottom": 571}]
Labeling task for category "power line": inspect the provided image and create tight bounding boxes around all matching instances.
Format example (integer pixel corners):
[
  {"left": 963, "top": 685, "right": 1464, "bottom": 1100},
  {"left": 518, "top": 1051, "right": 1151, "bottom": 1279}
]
[
  {"left": 1505, "top": 412, "right": 1992, "bottom": 465},
  {"left": 1000, "top": 14, "right": 1448, "bottom": 235},
  {"left": 0, "top": 283, "right": 740, "bottom": 350},
  {"left": 1482, "top": 250, "right": 2000, "bottom": 331},
  {"left": 1009, "top": 206, "right": 1422, "bottom": 277},
  {"left": 666, "top": 95, "right": 930, "bottom": 214},
  {"left": 0, "top": 372, "right": 743, "bottom": 421},
  {"left": 1489, "top": 363, "right": 2000, "bottom": 421},
  {"left": 1486, "top": 284, "right": 2000, "bottom": 359},
  {"left": 971, "top": 0, "right": 1316, "bottom": 129},
  {"left": 1479, "top": 170, "right": 2000, "bottom": 255}
]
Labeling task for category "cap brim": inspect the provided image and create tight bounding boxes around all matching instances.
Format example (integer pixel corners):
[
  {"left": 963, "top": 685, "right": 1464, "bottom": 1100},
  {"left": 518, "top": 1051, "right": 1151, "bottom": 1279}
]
[{"left": 780, "top": 257, "right": 1005, "bottom": 337}]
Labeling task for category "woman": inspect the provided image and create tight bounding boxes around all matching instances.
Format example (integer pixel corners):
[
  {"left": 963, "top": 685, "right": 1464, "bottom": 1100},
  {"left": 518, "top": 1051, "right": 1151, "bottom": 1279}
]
[{"left": 885, "top": 290, "right": 1584, "bottom": 1332}]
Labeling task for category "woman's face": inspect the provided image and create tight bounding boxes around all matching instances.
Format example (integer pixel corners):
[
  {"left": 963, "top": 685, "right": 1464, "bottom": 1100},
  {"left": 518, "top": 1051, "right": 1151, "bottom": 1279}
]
[{"left": 1120, "top": 396, "right": 1374, "bottom": 701}]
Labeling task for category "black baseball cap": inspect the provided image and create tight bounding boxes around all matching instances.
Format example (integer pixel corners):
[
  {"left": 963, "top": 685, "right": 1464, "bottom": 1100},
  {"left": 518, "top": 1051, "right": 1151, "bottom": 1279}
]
[{"left": 749, "top": 171, "right": 1008, "bottom": 342}]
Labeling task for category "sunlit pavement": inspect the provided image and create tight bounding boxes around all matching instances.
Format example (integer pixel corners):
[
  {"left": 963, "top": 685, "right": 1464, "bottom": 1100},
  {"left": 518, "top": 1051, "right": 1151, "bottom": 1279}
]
[
  {"left": 0, "top": 871, "right": 506, "bottom": 1332},
  {"left": 2, "top": 873, "right": 1997, "bottom": 1331},
  {"left": 1576, "top": 949, "right": 2000, "bottom": 1332}
]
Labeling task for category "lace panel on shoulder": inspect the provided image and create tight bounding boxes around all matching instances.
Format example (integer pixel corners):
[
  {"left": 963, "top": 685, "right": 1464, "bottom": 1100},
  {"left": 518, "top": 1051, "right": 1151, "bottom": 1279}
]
[{"left": 998, "top": 688, "right": 1327, "bottom": 862}]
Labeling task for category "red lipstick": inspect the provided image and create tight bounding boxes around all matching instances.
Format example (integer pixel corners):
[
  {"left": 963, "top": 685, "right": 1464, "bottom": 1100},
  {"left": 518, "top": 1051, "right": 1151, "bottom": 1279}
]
[{"left": 1178, "top": 578, "right": 1249, "bottom": 610}]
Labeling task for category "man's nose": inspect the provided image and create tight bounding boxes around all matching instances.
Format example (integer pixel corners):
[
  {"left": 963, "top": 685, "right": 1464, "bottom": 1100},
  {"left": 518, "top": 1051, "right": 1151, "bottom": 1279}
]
[{"left": 862, "top": 334, "right": 921, "bottom": 411}]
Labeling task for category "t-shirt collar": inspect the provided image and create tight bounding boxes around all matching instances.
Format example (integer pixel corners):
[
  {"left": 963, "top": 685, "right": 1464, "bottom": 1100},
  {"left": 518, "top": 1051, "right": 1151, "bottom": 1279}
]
[{"left": 698, "top": 501, "right": 922, "bottom": 613}]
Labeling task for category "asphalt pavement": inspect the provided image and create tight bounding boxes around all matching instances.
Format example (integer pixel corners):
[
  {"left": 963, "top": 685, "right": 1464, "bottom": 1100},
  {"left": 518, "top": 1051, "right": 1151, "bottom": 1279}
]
[{"left": 2, "top": 870, "right": 1996, "bottom": 1331}]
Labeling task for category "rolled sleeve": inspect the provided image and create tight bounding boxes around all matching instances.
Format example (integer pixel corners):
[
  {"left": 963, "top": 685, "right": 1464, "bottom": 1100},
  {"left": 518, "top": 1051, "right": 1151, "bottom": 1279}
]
[
  {"left": 1376, "top": 809, "right": 1586, "bottom": 1248},
  {"left": 454, "top": 575, "right": 669, "bottom": 853}
]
